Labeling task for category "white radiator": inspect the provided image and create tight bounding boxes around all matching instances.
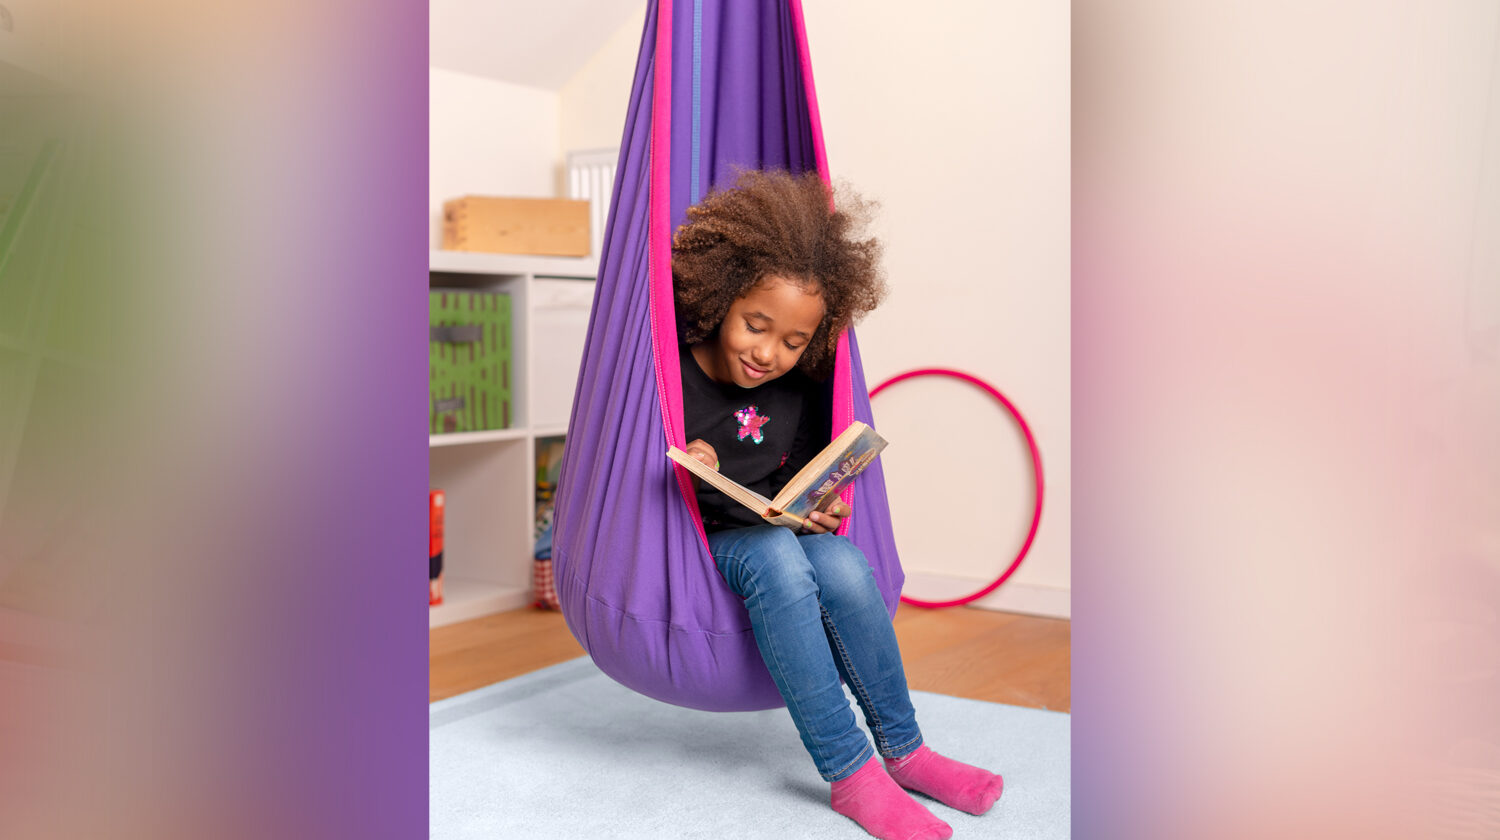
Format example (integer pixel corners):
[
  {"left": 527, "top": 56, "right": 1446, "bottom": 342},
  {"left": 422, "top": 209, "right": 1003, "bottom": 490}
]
[{"left": 565, "top": 148, "right": 618, "bottom": 259}]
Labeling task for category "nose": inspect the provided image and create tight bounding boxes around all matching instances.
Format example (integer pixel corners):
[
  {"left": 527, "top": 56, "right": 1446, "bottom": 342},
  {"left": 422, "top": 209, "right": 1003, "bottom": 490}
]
[{"left": 750, "top": 341, "right": 774, "bottom": 367}]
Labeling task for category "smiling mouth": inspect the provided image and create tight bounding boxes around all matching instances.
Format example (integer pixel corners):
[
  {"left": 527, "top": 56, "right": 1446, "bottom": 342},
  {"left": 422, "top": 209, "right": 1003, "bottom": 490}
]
[{"left": 741, "top": 360, "right": 770, "bottom": 379}]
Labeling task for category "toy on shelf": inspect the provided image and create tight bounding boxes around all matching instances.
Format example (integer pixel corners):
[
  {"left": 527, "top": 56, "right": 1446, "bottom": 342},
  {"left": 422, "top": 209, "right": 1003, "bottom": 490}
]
[
  {"left": 429, "top": 290, "right": 513, "bottom": 434},
  {"left": 531, "top": 438, "right": 565, "bottom": 610},
  {"left": 429, "top": 489, "right": 445, "bottom": 606}
]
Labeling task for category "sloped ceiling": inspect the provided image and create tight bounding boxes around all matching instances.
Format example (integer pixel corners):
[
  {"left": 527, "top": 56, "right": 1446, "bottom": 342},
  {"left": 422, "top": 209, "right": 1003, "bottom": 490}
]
[{"left": 430, "top": 0, "right": 646, "bottom": 90}]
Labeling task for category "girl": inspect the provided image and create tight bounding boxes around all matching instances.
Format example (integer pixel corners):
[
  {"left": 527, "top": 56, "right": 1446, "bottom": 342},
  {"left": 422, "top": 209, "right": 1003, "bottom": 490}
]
[{"left": 673, "top": 170, "right": 1004, "bottom": 840}]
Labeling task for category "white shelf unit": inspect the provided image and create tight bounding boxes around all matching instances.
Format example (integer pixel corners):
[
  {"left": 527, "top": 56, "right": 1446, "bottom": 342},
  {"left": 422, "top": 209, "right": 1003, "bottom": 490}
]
[{"left": 428, "top": 250, "right": 597, "bottom": 628}]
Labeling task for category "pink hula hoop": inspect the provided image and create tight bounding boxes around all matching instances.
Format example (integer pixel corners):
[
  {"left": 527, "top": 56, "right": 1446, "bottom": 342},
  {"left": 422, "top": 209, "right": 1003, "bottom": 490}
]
[{"left": 868, "top": 368, "right": 1044, "bottom": 609}]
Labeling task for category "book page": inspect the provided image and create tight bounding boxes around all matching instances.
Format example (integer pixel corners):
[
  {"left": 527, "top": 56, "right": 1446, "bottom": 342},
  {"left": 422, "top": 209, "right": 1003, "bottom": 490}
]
[{"left": 666, "top": 447, "right": 776, "bottom": 513}]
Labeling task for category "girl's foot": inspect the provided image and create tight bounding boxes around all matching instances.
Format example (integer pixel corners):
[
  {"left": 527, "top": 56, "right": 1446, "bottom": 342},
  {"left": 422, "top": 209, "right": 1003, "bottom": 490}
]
[
  {"left": 884, "top": 745, "right": 1004, "bottom": 816},
  {"left": 830, "top": 756, "right": 953, "bottom": 840}
]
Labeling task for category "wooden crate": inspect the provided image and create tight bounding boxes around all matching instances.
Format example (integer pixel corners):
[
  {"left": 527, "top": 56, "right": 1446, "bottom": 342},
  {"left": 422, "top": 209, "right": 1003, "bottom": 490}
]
[{"left": 441, "top": 196, "right": 591, "bottom": 257}]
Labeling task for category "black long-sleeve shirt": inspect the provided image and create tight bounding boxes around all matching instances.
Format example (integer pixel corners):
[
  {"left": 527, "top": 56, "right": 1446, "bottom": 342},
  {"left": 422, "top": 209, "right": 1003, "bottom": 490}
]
[{"left": 679, "top": 345, "right": 827, "bottom": 531}]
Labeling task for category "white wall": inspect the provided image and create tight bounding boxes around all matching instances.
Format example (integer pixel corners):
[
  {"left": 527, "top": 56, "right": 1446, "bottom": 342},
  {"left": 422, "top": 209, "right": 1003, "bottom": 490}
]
[
  {"left": 429, "top": 67, "right": 560, "bottom": 248},
  {"left": 558, "top": 1, "right": 1072, "bottom": 617},
  {"left": 558, "top": 4, "right": 647, "bottom": 178},
  {"left": 801, "top": 1, "right": 1070, "bottom": 616}
]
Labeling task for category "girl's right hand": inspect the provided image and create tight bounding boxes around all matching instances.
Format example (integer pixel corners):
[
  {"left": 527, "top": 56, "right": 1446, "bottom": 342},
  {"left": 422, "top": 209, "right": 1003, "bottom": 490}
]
[{"left": 685, "top": 439, "right": 718, "bottom": 470}]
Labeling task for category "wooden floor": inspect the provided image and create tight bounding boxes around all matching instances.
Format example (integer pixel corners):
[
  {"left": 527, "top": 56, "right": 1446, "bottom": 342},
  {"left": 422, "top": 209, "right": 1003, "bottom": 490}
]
[{"left": 431, "top": 604, "right": 1070, "bottom": 712}]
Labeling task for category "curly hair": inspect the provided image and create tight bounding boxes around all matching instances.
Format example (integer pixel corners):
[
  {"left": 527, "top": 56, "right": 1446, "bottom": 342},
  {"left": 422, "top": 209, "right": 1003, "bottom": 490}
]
[{"left": 672, "top": 169, "right": 886, "bottom": 380}]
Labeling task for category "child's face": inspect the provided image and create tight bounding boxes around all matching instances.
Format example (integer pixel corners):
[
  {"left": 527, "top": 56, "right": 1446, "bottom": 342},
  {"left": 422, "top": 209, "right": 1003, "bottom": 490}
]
[{"left": 699, "top": 274, "right": 825, "bottom": 388}]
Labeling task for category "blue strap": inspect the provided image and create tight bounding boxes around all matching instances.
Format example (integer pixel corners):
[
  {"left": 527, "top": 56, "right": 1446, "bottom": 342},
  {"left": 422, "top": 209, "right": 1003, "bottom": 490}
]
[{"left": 690, "top": 0, "right": 703, "bottom": 204}]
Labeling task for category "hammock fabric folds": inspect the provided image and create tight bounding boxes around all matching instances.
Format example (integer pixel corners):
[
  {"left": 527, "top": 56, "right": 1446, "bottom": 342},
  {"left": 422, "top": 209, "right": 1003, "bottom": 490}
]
[{"left": 552, "top": 0, "right": 905, "bottom": 712}]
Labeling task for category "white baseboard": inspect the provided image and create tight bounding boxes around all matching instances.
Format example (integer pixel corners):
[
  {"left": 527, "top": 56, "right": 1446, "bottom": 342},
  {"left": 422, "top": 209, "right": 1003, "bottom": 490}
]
[{"left": 901, "top": 572, "right": 1070, "bottom": 620}]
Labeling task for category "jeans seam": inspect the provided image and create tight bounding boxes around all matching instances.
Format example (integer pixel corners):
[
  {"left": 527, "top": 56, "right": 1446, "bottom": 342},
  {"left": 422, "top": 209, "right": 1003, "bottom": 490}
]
[
  {"left": 825, "top": 742, "right": 875, "bottom": 782},
  {"left": 821, "top": 604, "right": 891, "bottom": 754},
  {"left": 883, "top": 733, "right": 923, "bottom": 760}
]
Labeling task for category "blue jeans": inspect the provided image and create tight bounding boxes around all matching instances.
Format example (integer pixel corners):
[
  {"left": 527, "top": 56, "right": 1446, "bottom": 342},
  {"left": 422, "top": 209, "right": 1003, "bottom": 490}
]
[{"left": 707, "top": 525, "right": 923, "bottom": 781}]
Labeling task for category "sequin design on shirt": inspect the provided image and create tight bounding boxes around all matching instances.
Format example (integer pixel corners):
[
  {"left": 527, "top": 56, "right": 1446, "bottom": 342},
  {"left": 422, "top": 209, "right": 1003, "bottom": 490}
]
[{"left": 734, "top": 405, "right": 770, "bottom": 444}]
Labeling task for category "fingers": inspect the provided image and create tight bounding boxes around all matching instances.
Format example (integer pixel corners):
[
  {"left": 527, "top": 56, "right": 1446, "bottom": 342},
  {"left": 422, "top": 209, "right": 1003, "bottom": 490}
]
[
  {"left": 685, "top": 439, "right": 717, "bottom": 468},
  {"left": 800, "top": 516, "right": 832, "bottom": 535},
  {"left": 801, "top": 502, "right": 849, "bottom": 534},
  {"left": 816, "top": 501, "right": 848, "bottom": 523}
]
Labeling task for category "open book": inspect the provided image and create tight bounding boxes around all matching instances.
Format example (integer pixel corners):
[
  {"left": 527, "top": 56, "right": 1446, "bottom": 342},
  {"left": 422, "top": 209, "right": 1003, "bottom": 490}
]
[{"left": 667, "top": 421, "right": 888, "bottom": 529}]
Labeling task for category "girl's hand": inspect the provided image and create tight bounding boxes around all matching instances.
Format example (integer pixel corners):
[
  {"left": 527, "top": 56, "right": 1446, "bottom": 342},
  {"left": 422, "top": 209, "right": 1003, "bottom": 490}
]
[
  {"left": 685, "top": 439, "right": 718, "bottom": 470},
  {"left": 799, "top": 500, "right": 850, "bottom": 535}
]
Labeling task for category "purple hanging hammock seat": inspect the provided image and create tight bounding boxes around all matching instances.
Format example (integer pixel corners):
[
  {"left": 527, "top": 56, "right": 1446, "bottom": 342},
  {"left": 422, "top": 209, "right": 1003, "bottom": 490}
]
[{"left": 552, "top": 0, "right": 905, "bottom": 713}]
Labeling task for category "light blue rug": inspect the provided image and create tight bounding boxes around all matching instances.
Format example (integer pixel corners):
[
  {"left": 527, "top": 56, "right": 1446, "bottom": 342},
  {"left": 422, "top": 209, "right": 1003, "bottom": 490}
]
[{"left": 430, "top": 657, "right": 1069, "bottom": 839}]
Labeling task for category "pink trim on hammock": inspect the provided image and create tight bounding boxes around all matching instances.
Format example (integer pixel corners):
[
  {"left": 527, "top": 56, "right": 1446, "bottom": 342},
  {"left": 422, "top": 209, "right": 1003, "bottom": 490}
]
[
  {"left": 790, "top": 0, "right": 855, "bottom": 535},
  {"left": 789, "top": 0, "right": 831, "bottom": 188},
  {"left": 648, "top": 0, "right": 678, "bottom": 441},
  {"left": 648, "top": 0, "right": 710, "bottom": 540}
]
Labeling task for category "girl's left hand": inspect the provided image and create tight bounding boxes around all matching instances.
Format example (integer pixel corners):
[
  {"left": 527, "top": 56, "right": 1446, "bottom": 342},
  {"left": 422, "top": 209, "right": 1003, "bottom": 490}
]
[{"left": 799, "top": 501, "right": 849, "bottom": 535}]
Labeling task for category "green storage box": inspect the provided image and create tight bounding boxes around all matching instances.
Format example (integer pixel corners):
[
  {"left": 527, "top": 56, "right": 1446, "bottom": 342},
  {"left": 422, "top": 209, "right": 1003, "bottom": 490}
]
[{"left": 430, "top": 289, "right": 512, "bottom": 433}]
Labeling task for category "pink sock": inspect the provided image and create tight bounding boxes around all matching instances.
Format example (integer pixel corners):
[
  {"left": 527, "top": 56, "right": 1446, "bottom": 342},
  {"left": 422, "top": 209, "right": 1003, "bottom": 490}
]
[
  {"left": 830, "top": 756, "right": 953, "bottom": 840},
  {"left": 884, "top": 745, "right": 1004, "bottom": 816}
]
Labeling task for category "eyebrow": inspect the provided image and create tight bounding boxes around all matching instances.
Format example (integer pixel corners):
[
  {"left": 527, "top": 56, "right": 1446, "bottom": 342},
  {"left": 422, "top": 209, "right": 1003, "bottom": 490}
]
[{"left": 745, "top": 311, "right": 813, "bottom": 339}]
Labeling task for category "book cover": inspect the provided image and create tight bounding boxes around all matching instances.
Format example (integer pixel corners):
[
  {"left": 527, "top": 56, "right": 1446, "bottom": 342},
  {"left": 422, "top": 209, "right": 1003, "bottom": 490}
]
[{"left": 667, "top": 421, "right": 888, "bottom": 529}]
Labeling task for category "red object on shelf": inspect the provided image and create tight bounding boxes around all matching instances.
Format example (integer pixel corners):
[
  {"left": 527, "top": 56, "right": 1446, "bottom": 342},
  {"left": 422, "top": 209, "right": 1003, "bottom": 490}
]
[
  {"left": 532, "top": 558, "right": 560, "bottom": 611},
  {"left": 430, "top": 489, "right": 445, "bottom": 606}
]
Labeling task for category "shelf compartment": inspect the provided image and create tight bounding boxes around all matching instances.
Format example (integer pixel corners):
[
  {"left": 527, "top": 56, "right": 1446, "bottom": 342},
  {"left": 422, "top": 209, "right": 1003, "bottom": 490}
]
[
  {"left": 425, "top": 249, "right": 597, "bottom": 628},
  {"left": 429, "top": 440, "right": 530, "bottom": 628}
]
